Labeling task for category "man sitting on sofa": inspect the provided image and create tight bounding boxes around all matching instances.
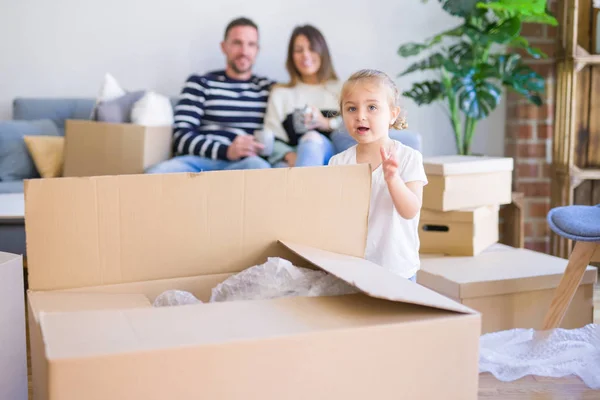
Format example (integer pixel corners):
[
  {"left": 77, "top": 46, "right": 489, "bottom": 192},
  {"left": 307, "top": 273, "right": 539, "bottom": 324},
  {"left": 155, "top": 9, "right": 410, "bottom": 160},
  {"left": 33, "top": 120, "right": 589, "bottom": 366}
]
[{"left": 146, "top": 17, "right": 273, "bottom": 174}]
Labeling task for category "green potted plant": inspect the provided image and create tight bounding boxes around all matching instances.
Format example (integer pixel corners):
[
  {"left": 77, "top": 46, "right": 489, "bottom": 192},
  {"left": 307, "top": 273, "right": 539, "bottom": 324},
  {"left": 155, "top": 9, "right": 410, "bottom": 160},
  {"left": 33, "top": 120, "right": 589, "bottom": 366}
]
[{"left": 398, "top": 0, "right": 558, "bottom": 155}]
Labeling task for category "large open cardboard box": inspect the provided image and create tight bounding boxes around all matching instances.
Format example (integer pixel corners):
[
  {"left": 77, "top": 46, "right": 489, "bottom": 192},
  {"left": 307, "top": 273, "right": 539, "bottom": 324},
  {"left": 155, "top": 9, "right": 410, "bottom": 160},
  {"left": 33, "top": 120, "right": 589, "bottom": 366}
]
[
  {"left": 0, "top": 252, "right": 27, "bottom": 400},
  {"left": 62, "top": 119, "right": 172, "bottom": 177},
  {"left": 418, "top": 244, "right": 597, "bottom": 333},
  {"left": 25, "top": 165, "right": 481, "bottom": 400}
]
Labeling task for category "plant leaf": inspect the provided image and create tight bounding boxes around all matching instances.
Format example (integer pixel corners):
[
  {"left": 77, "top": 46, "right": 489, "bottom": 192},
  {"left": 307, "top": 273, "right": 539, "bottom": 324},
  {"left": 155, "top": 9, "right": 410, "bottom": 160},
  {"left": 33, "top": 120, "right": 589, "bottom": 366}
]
[
  {"left": 453, "top": 70, "right": 501, "bottom": 119},
  {"left": 493, "top": 56, "right": 545, "bottom": 104},
  {"left": 398, "top": 43, "right": 428, "bottom": 57},
  {"left": 430, "top": 25, "right": 465, "bottom": 43},
  {"left": 491, "top": 53, "right": 522, "bottom": 79},
  {"left": 399, "top": 53, "right": 446, "bottom": 76},
  {"left": 509, "top": 36, "right": 547, "bottom": 59},
  {"left": 511, "top": 36, "right": 530, "bottom": 48},
  {"left": 402, "top": 81, "right": 445, "bottom": 105},
  {"left": 448, "top": 42, "right": 475, "bottom": 65},
  {"left": 487, "top": 17, "right": 522, "bottom": 44},
  {"left": 438, "top": 0, "right": 489, "bottom": 17},
  {"left": 477, "top": 0, "right": 558, "bottom": 26},
  {"left": 397, "top": 35, "right": 443, "bottom": 58},
  {"left": 464, "top": 24, "right": 485, "bottom": 44}
]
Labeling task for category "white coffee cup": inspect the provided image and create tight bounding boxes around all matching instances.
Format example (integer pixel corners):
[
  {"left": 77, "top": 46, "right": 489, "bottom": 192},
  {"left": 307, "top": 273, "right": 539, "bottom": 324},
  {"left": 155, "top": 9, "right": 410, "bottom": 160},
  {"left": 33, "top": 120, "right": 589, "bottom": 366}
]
[{"left": 254, "top": 129, "right": 274, "bottom": 156}]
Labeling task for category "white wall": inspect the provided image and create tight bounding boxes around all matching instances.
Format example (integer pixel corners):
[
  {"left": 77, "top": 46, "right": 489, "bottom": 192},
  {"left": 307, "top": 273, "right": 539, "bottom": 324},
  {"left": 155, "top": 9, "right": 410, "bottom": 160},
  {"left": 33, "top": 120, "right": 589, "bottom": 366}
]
[{"left": 0, "top": 0, "right": 506, "bottom": 156}]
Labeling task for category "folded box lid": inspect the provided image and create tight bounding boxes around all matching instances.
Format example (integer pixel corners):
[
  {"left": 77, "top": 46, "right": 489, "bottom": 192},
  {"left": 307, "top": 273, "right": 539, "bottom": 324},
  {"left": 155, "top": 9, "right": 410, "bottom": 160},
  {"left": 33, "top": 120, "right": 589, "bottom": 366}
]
[
  {"left": 419, "top": 245, "right": 598, "bottom": 299},
  {"left": 24, "top": 165, "right": 372, "bottom": 291},
  {"left": 423, "top": 155, "right": 514, "bottom": 176}
]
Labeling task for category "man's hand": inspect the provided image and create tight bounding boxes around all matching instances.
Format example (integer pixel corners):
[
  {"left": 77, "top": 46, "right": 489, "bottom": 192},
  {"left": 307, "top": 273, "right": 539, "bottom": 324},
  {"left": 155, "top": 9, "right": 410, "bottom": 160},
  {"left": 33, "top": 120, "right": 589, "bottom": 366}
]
[
  {"left": 284, "top": 152, "right": 297, "bottom": 167},
  {"left": 227, "top": 135, "right": 264, "bottom": 161}
]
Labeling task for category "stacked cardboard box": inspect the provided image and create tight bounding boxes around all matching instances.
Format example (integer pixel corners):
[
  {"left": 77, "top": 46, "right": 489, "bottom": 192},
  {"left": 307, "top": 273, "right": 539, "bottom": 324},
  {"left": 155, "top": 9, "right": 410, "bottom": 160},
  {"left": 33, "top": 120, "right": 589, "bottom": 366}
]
[
  {"left": 419, "top": 155, "right": 514, "bottom": 256},
  {"left": 418, "top": 243, "right": 597, "bottom": 333}
]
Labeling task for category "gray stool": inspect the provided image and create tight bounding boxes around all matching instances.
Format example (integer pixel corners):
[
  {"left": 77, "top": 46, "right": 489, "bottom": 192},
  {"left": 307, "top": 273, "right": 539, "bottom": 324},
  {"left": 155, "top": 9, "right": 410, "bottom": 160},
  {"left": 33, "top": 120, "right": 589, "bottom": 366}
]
[{"left": 543, "top": 204, "right": 600, "bottom": 330}]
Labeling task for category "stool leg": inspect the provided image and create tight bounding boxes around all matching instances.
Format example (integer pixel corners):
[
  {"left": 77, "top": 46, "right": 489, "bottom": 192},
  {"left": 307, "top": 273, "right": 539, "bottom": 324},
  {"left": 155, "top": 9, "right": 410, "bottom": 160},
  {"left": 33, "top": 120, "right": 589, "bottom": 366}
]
[{"left": 542, "top": 241, "right": 598, "bottom": 330}]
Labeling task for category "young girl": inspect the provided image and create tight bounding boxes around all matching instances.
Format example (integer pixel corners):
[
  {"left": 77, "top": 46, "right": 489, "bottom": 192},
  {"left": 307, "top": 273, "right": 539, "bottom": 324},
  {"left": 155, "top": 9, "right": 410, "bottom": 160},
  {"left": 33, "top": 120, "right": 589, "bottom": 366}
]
[{"left": 328, "top": 69, "right": 428, "bottom": 282}]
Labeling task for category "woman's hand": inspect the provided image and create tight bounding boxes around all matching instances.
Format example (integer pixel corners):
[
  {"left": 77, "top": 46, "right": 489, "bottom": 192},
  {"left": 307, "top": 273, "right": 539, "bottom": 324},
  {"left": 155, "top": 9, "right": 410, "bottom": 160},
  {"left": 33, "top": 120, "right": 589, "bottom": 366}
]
[
  {"left": 304, "top": 106, "right": 332, "bottom": 131},
  {"left": 284, "top": 152, "right": 297, "bottom": 167}
]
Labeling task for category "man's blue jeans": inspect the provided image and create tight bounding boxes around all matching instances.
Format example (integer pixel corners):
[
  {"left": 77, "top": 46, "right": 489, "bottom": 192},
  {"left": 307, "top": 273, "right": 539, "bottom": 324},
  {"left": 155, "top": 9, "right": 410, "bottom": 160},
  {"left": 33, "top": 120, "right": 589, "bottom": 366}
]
[{"left": 146, "top": 155, "right": 271, "bottom": 174}]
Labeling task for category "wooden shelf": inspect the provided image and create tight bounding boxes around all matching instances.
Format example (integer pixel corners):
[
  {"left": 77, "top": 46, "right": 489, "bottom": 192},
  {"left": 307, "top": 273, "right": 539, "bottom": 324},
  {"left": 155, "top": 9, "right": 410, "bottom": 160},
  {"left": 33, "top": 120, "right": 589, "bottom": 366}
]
[{"left": 551, "top": 0, "right": 600, "bottom": 258}]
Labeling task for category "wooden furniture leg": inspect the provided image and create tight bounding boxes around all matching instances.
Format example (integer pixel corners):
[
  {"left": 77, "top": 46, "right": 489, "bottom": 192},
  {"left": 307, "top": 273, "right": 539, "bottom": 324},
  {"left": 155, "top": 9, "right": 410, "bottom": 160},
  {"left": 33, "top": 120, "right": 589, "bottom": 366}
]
[{"left": 542, "top": 241, "right": 599, "bottom": 330}]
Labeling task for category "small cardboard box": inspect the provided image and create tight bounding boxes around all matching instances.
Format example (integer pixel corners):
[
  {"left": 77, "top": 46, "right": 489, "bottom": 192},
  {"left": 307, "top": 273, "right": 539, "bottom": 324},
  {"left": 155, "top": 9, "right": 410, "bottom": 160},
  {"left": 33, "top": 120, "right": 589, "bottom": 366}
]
[
  {"left": 422, "top": 155, "right": 513, "bottom": 211},
  {"left": 63, "top": 119, "right": 172, "bottom": 177},
  {"left": 419, "top": 205, "right": 499, "bottom": 256},
  {"left": 418, "top": 244, "right": 598, "bottom": 334},
  {"left": 0, "top": 252, "right": 27, "bottom": 400},
  {"left": 24, "top": 165, "right": 481, "bottom": 400}
]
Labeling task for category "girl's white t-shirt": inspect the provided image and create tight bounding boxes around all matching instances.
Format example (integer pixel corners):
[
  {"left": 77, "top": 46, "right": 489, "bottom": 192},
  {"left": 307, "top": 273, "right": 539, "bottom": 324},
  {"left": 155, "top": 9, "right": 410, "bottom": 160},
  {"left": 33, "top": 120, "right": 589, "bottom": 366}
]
[{"left": 328, "top": 140, "right": 428, "bottom": 279}]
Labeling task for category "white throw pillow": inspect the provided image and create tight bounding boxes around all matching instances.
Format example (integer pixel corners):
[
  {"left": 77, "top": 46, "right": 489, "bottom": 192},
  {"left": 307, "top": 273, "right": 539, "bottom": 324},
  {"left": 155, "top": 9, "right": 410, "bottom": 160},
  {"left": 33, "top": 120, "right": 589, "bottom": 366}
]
[
  {"left": 90, "top": 73, "right": 127, "bottom": 119},
  {"left": 98, "top": 73, "right": 126, "bottom": 102},
  {"left": 130, "top": 91, "right": 174, "bottom": 126}
]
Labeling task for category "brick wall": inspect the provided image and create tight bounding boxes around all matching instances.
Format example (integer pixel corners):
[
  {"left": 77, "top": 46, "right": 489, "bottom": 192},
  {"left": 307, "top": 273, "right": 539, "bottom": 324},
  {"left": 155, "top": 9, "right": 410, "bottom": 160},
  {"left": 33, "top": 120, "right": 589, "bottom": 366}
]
[{"left": 504, "top": 15, "right": 559, "bottom": 254}]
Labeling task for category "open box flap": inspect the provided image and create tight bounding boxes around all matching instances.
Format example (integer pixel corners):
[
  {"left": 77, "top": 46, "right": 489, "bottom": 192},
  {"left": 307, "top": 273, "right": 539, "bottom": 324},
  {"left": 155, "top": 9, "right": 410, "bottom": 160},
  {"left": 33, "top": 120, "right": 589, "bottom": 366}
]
[
  {"left": 24, "top": 164, "right": 371, "bottom": 291},
  {"left": 280, "top": 241, "right": 476, "bottom": 314}
]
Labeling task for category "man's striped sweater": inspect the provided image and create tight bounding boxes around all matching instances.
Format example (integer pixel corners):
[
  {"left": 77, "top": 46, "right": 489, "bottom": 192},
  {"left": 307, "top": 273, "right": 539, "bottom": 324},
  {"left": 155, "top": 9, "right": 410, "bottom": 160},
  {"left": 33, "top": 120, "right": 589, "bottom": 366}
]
[{"left": 172, "top": 70, "right": 274, "bottom": 160}]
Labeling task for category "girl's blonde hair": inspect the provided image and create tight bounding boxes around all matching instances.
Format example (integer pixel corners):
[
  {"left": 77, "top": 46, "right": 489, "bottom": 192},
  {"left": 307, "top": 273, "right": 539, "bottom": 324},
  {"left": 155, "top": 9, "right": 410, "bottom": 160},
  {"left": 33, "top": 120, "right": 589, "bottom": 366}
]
[{"left": 340, "top": 69, "right": 408, "bottom": 130}]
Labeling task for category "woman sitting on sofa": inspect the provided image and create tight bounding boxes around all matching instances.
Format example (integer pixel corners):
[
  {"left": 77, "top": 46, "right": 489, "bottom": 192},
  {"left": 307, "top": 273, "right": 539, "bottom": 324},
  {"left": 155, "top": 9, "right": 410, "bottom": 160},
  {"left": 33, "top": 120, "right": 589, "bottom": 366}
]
[{"left": 262, "top": 24, "right": 341, "bottom": 167}]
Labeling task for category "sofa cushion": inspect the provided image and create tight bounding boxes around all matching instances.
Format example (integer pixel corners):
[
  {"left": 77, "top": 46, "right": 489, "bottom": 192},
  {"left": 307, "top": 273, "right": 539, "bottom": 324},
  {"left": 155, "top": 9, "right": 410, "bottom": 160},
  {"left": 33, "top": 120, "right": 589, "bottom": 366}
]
[
  {"left": 131, "top": 91, "right": 174, "bottom": 126},
  {"left": 96, "top": 90, "right": 146, "bottom": 123},
  {"left": 23, "top": 135, "right": 65, "bottom": 178},
  {"left": 0, "top": 120, "right": 60, "bottom": 181},
  {"left": 12, "top": 98, "right": 95, "bottom": 132}
]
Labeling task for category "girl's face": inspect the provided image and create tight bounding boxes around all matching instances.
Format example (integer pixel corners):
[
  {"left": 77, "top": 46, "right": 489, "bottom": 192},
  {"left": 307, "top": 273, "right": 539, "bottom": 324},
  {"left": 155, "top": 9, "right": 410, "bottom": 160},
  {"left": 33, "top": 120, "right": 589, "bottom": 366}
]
[
  {"left": 292, "top": 35, "right": 322, "bottom": 82},
  {"left": 341, "top": 80, "right": 400, "bottom": 144}
]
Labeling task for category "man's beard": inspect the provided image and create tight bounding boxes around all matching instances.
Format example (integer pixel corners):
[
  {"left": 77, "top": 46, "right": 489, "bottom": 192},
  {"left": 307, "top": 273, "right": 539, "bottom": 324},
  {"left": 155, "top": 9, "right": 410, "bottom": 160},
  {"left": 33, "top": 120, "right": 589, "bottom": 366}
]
[{"left": 228, "top": 57, "right": 252, "bottom": 74}]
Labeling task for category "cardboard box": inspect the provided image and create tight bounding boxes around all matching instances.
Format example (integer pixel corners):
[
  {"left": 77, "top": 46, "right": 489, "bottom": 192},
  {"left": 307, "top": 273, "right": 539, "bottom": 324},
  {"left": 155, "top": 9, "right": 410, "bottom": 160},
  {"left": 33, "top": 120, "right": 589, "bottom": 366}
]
[
  {"left": 24, "top": 165, "right": 482, "bottom": 400},
  {"left": 0, "top": 252, "right": 27, "bottom": 400},
  {"left": 418, "top": 244, "right": 598, "bottom": 334},
  {"left": 422, "top": 155, "right": 513, "bottom": 211},
  {"left": 63, "top": 119, "right": 172, "bottom": 177},
  {"left": 419, "top": 205, "right": 499, "bottom": 256}
]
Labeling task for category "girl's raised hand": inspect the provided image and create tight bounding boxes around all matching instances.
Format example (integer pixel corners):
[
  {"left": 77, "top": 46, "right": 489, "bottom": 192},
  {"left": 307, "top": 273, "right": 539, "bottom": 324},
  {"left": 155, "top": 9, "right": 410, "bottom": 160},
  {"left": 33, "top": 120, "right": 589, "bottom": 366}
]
[{"left": 380, "top": 145, "right": 399, "bottom": 183}]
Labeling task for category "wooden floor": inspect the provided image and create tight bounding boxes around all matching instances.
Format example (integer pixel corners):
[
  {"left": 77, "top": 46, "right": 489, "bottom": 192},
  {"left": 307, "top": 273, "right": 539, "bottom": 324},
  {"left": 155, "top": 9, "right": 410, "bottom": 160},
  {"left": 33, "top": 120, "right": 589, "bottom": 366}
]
[{"left": 26, "top": 282, "right": 600, "bottom": 399}]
